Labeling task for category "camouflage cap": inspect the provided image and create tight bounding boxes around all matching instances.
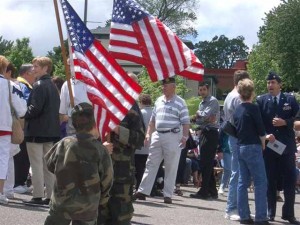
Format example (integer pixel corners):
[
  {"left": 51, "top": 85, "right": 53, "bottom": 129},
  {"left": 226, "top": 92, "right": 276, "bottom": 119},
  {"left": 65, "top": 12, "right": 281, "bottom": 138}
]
[{"left": 71, "top": 102, "right": 95, "bottom": 132}]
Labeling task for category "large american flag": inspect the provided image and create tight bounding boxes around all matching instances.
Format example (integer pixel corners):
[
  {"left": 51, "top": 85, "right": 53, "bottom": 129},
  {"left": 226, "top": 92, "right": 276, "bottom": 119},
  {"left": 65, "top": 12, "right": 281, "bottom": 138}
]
[
  {"left": 109, "top": 0, "right": 204, "bottom": 82},
  {"left": 60, "top": 0, "right": 142, "bottom": 140}
]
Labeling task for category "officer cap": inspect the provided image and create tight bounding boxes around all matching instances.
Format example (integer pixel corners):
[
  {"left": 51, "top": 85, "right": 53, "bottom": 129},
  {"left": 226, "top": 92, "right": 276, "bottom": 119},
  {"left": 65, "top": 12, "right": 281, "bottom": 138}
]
[
  {"left": 161, "top": 77, "right": 175, "bottom": 85},
  {"left": 266, "top": 71, "right": 281, "bottom": 83}
]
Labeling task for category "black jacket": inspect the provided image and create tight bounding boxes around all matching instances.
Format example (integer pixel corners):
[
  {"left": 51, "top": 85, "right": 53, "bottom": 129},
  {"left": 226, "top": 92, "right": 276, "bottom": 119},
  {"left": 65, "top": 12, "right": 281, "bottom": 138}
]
[{"left": 24, "top": 74, "right": 60, "bottom": 142}]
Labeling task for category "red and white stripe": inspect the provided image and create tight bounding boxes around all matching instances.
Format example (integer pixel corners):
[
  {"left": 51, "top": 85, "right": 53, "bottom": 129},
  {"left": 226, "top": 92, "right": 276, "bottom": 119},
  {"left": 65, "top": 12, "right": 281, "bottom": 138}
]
[
  {"left": 109, "top": 16, "right": 204, "bottom": 82},
  {"left": 70, "top": 39, "right": 142, "bottom": 139}
]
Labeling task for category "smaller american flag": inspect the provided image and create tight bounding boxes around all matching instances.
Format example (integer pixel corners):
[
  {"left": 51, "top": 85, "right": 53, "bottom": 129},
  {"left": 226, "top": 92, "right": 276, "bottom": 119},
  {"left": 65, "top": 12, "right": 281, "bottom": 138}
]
[
  {"left": 109, "top": 0, "right": 204, "bottom": 82},
  {"left": 60, "top": 0, "right": 142, "bottom": 139}
]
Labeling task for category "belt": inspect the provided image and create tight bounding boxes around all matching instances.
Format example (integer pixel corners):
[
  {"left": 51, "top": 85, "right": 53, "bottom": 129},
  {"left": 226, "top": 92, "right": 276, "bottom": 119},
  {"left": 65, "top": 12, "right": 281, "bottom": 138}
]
[{"left": 157, "top": 128, "right": 180, "bottom": 133}]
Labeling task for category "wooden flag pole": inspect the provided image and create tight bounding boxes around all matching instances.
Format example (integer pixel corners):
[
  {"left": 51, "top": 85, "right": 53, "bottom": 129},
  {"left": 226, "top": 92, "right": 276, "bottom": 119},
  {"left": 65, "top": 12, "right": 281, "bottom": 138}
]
[{"left": 53, "top": 0, "right": 74, "bottom": 108}]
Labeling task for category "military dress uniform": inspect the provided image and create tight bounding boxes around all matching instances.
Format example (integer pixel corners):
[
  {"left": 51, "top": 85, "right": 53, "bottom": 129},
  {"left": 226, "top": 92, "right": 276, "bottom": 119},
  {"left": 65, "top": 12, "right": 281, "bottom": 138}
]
[{"left": 257, "top": 91, "right": 299, "bottom": 220}]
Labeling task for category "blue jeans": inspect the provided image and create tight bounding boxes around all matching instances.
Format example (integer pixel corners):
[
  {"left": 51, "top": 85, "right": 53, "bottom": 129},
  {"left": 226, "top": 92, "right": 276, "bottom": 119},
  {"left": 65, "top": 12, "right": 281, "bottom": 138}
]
[
  {"left": 226, "top": 136, "right": 239, "bottom": 213},
  {"left": 219, "top": 152, "right": 232, "bottom": 190},
  {"left": 238, "top": 144, "right": 268, "bottom": 221}
]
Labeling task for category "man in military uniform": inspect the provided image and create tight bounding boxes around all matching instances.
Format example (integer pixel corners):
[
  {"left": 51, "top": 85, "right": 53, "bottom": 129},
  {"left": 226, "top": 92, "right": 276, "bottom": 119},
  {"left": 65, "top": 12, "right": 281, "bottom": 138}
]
[
  {"left": 44, "top": 102, "right": 113, "bottom": 225},
  {"left": 98, "top": 100, "right": 145, "bottom": 225},
  {"left": 256, "top": 72, "right": 299, "bottom": 224}
]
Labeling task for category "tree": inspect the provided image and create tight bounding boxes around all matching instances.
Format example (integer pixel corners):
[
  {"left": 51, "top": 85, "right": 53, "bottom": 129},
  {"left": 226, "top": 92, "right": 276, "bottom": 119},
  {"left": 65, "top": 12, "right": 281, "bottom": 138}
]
[
  {"left": 0, "top": 36, "right": 14, "bottom": 56},
  {"left": 7, "top": 38, "right": 34, "bottom": 72},
  {"left": 136, "top": 0, "right": 198, "bottom": 37},
  {"left": 138, "top": 67, "right": 188, "bottom": 102},
  {"left": 248, "top": 0, "right": 300, "bottom": 93},
  {"left": 194, "top": 35, "right": 249, "bottom": 69},
  {"left": 47, "top": 40, "right": 68, "bottom": 78}
]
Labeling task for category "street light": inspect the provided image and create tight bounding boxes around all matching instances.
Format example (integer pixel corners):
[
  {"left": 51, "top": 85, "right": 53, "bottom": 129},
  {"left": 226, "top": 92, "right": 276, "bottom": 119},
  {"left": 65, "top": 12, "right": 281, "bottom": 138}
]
[{"left": 84, "top": 0, "right": 88, "bottom": 24}]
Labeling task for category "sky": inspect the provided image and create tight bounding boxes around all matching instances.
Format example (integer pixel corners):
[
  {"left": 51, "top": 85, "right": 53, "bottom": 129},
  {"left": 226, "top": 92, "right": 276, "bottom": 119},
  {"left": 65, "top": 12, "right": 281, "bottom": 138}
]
[{"left": 0, "top": 0, "right": 282, "bottom": 56}]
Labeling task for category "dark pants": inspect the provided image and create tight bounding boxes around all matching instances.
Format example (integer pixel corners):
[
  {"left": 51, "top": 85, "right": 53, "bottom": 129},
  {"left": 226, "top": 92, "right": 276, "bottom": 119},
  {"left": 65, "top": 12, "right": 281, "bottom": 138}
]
[
  {"left": 176, "top": 148, "right": 189, "bottom": 184},
  {"left": 263, "top": 150, "right": 296, "bottom": 219},
  {"left": 14, "top": 140, "right": 30, "bottom": 187},
  {"left": 198, "top": 129, "right": 219, "bottom": 197},
  {"left": 134, "top": 154, "right": 148, "bottom": 190}
]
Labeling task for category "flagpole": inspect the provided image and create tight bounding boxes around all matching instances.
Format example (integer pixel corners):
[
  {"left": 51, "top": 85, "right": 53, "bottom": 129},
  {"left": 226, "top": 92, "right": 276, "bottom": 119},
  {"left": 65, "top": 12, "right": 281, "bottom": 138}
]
[{"left": 53, "top": 0, "right": 74, "bottom": 108}]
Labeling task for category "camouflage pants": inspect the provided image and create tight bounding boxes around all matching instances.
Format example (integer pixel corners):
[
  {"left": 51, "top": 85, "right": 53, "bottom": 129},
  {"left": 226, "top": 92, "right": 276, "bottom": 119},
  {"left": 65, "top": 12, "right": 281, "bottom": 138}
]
[
  {"left": 44, "top": 210, "right": 97, "bottom": 225},
  {"left": 98, "top": 182, "right": 134, "bottom": 225}
]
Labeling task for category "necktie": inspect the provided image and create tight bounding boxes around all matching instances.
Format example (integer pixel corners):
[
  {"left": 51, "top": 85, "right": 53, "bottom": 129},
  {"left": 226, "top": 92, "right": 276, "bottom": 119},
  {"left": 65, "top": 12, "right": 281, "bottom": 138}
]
[{"left": 273, "top": 96, "right": 278, "bottom": 111}]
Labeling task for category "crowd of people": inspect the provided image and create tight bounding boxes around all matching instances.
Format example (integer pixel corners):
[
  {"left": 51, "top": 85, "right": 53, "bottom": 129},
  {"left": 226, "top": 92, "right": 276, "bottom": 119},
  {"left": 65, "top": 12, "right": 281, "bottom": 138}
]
[{"left": 0, "top": 54, "right": 300, "bottom": 225}]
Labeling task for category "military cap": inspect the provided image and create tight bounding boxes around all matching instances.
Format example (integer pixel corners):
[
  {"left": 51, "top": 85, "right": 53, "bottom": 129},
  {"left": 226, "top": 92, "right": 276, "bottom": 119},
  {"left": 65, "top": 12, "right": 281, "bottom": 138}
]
[
  {"left": 266, "top": 71, "right": 281, "bottom": 83},
  {"left": 161, "top": 77, "right": 175, "bottom": 85}
]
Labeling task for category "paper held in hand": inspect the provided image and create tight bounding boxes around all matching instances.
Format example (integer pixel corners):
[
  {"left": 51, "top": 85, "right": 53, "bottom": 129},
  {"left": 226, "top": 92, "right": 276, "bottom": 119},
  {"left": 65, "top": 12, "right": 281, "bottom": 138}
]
[{"left": 267, "top": 139, "right": 286, "bottom": 155}]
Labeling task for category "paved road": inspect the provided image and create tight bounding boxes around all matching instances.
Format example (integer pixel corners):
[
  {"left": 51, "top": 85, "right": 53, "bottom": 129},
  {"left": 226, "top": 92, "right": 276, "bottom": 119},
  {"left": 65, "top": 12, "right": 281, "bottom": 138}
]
[{"left": 0, "top": 185, "right": 299, "bottom": 225}]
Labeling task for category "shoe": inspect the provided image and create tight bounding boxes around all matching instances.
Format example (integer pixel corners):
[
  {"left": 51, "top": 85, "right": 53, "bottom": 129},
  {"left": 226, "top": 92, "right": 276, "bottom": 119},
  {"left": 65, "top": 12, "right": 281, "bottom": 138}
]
[
  {"left": 190, "top": 192, "right": 209, "bottom": 200},
  {"left": 225, "top": 210, "right": 240, "bottom": 221},
  {"left": 281, "top": 217, "right": 300, "bottom": 225},
  {"left": 23, "top": 197, "right": 44, "bottom": 205},
  {"left": 254, "top": 221, "right": 270, "bottom": 225},
  {"left": 268, "top": 217, "right": 274, "bottom": 221},
  {"left": 240, "top": 219, "right": 254, "bottom": 224},
  {"left": 42, "top": 198, "right": 50, "bottom": 205},
  {"left": 133, "top": 192, "right": 146, "bottom": 201},
  {"left": 209, "top": 193, "right": 218, "bottom": 199},
  {"left": 164, "top": 197, "right": 172, "bottom": 204},
  {"left": 14, "top": 185, "right": 32, "bottom": 194},
  {"left": 276, "top": 195, "right": 283, "bottom": 202},
  {"left": 174, "top": 189, "right": 183, "bottom": 196},
  {"left": 0, "top": 193, "right": 9, "bottom": 205},
  {"left": 4, "top": 191, "right": 14, "bottom": 199},
  {"left": 218, "top": 188, "right": 224, "bottom": 195}
]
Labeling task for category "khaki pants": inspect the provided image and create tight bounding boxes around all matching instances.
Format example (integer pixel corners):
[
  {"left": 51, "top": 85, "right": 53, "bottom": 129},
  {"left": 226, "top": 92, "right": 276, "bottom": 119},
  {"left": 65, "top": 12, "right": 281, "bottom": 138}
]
[{"left": 27, "top": 142, "right": 55, "bottom": 198}]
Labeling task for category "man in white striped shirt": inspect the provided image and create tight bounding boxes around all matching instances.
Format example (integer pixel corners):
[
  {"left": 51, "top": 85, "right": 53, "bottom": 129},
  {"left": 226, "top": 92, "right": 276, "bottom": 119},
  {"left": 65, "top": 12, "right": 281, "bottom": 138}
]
[{"left": 134, "top": 77, "right": 190, "bottom": 204}]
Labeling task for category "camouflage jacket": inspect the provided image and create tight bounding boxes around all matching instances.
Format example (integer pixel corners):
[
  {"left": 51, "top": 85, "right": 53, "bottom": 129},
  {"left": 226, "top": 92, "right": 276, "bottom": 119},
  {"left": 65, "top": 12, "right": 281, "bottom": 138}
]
[
  {"left": 110, "top": 102, "right": 145, "bottom": 183},
  {"left": 44, "top": 133, "right": 113, "bottom": 220}
]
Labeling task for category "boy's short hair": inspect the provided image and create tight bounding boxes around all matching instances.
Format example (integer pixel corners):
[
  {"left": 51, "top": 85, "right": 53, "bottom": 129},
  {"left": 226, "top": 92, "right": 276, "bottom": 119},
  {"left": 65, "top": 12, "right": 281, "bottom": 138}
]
[
  {"left": 237, "top": 78, "right": 254, "bottom": 101},
  {"left": 199, "top": 82, "right": 210, "bottom": 89},
  {"left": 71, "top": 103, "right": 95, "bottom": 133},
  {"left": 32, "top": 56, "right": 53, "bottom": 74},
  {"left": 233, "top": 70, "right": 250, "bottom": 86}
]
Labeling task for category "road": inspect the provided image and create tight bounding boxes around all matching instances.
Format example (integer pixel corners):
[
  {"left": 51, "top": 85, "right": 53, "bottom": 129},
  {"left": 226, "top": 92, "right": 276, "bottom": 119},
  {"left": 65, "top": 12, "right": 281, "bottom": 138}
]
[{"left": 0, "top": 185, "right": 299, "bottom": 225}]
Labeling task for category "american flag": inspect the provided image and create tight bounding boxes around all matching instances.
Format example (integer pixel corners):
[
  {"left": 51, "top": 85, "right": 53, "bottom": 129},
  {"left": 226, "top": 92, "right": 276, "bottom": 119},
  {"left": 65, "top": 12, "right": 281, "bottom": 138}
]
[
  {"left": 60, "top": 0, "right": 142, "bottom": 140},
  {"left": 109, "top": 0, "right": 204, "bottom": 82}
]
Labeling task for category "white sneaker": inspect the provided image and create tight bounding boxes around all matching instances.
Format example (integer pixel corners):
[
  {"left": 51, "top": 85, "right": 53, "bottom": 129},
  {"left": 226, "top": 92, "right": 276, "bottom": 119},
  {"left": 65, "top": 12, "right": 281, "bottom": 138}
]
[
  {"left": 0, "top": 193, "right": 9, "bottom": 205},
  {"left": 4, "top": 191, "right": 14, "bottom": 199},
  {"left": 14, "top": 185, "right": 32, "bottom": 194},
  {"left": 218, "top": 188, "right": 225, "bottom": 195},
  {"left": 225, "top": 210, "right": 240, "bottom": 221}
]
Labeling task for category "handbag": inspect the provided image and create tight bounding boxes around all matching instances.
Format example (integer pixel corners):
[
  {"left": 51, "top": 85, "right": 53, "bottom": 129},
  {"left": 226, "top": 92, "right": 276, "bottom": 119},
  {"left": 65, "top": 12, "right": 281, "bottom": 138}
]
[
  {"left": 221, "top": 121, "right": 237, "bottom": 138},
  {"left": 8, "top": 80, "right": 24, "bottom": 144}
]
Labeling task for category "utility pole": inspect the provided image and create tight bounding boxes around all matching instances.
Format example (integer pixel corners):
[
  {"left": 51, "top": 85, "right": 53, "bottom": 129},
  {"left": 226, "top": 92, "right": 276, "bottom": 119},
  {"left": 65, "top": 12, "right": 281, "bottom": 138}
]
[{"left": 84, "top": 0, "right": 88, "bottom": 24}]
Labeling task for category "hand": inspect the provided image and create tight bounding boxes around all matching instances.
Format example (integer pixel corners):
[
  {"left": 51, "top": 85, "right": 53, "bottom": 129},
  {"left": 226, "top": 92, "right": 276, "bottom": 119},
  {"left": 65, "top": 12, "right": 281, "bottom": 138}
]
[
  {"left": 272, "top": 117, "right": 286, "bottom": 127},
  {"left": 266, "top": 134, "right": 275, "bottom": 143},
  {"left": 103, "top": 141, "right": 113, "bottom": 154},
  {"left": 179, "top": 136, "right": 187, "bottom": 149},
  {"left": 144, "top": 135, "right": 151, "bottom": 147}
]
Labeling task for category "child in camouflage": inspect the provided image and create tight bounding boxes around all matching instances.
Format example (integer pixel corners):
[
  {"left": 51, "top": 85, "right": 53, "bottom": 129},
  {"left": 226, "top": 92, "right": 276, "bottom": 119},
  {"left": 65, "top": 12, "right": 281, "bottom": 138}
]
[{"left": 44, "top": 102, "right": 113, "bottom": 225}]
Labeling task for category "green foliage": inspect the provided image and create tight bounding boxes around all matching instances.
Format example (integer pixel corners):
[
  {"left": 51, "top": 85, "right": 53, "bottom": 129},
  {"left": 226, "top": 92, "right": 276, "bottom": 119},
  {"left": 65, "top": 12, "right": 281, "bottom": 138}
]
[
  {"left": 138, "top": 67, "right": 188, "bottom": 103},
  {"left": 185, "top": 96, "right": 200, "bottom": 116},
  {"left": 47, "top": 40, "right": 68, "bottom": 77},
  {"left": 136, "top": 0, "right": 198, "bottom": 38},
  {"left": 249, "top": 0, "right": 300, "bottom": 93},
  {"left": 7, "top": 38, "right": 34, "bottom": 73},
  {"left": 194, "top": 35, "right": 249, "bottom": 69},
  {"left": 0, "top": 36, "right": 14, "bottom": 56}
]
